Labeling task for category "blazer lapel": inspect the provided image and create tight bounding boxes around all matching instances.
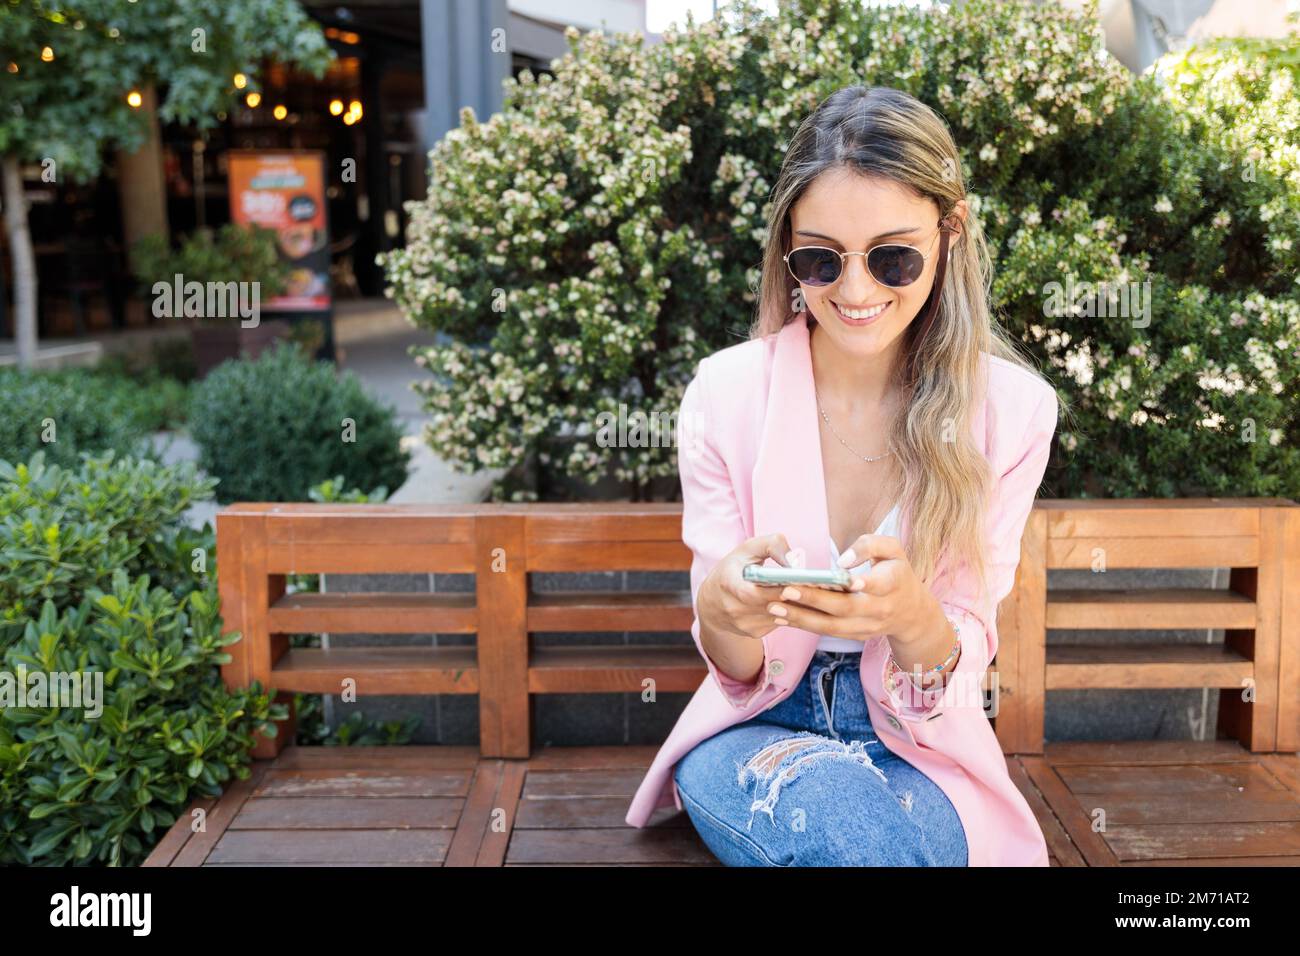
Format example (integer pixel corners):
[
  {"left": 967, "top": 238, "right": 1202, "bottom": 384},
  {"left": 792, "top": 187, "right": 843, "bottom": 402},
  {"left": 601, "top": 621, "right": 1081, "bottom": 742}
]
[{"left": 750, "top": 317, "right": 830, "bottom": 681}]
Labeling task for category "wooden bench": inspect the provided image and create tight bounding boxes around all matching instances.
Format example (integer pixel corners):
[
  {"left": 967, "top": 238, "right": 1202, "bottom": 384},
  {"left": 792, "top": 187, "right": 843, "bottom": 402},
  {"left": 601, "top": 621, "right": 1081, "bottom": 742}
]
[
  {"left": 140, "top": 497, "right": 1299, "bottom": 866},
  {"left": 216, "top": 498, "right": 1300, "bottom": 761},
  {"left": 998, "top": 498, "right": 1299, "bottom": 754}
]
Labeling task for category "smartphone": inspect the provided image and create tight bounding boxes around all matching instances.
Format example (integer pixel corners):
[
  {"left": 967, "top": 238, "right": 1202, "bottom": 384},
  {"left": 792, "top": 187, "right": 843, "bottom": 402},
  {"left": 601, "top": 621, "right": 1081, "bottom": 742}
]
[{"left": 743, "top": 564, "right": 852, "bottom": 592}]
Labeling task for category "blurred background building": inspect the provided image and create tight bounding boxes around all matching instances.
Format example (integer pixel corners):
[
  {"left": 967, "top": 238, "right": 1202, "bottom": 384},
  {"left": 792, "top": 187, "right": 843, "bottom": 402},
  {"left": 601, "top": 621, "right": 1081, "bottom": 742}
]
[
  {"left": 3, "top": 0, "right": 651, "bottom": 342},
  {"left": 1047, "top": 0, "right": 1299, "bottom": 72}
]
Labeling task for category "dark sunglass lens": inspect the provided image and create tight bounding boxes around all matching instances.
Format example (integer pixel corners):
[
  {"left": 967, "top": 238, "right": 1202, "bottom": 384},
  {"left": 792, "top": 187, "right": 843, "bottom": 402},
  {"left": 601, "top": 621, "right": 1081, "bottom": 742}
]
[
  {"left": 867, "top": 245, "right": 926, "bottom": 287},
  {"left": 788, "top": 248, "right": 841, "bottom": 286}
]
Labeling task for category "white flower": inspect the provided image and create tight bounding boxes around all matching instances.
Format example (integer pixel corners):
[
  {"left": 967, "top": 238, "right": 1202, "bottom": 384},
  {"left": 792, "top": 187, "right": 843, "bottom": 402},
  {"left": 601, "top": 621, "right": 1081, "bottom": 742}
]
[
  {"left": 1063, "top": 347, "right": 1094, "bottom": 385},
  {"left": 1154, "top": 195, "right": 1173, "bottom": 214}
]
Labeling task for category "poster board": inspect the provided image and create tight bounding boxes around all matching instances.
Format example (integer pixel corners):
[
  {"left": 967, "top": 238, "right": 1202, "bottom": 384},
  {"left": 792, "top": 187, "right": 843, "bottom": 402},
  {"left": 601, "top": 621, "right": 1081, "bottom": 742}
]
[{"left": 228, "top": 151, "right": 331, "bottom": 313}]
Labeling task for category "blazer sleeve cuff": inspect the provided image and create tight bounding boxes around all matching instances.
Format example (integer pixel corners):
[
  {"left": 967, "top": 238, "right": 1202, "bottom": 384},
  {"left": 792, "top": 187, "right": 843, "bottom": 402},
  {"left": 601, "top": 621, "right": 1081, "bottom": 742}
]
[
  {"left": 694, "top": 618, "right": 775, "bottom": 710},
  {"left": 880, "top": 607, "right": 989, "bottom": 722}
]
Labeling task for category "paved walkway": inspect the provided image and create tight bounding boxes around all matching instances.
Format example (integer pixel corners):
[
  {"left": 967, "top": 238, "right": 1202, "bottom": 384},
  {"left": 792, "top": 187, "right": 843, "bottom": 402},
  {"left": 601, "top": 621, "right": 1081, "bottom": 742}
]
[{"left": 335, "top": 324, "right": 504, "bottom": 505}]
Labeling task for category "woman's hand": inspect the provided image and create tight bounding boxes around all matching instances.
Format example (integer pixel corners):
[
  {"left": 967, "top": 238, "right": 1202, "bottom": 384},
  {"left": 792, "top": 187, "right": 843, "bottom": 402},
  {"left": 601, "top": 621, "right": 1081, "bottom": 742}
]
[
  {"left": 698, "top": 533, "right": 798, "bottom": 640},
  {"left": 763, "top": 532, "right": 936, "bottom": 643}
]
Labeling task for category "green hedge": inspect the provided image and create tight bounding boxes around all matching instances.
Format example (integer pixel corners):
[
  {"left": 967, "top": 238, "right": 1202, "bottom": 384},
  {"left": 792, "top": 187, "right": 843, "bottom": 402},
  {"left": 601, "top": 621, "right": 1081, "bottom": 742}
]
[
  {"left": 0, "top": 367, "right": 187, "bottom": 469},
  {"left": 383, "top": 0, "right": 1299, "bottom": 499},
  {"left": 0, "top": 453, "right": 278, "bottom": 866},
  {"left": 188, "top": 343, "right": 411, "bottom": 503}
]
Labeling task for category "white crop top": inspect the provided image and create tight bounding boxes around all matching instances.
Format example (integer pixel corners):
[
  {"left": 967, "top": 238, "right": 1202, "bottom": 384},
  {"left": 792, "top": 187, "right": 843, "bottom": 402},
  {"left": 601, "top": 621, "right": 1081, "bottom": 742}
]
[{"left": 817, "top": 502, "right": 902, "bottom": 653}]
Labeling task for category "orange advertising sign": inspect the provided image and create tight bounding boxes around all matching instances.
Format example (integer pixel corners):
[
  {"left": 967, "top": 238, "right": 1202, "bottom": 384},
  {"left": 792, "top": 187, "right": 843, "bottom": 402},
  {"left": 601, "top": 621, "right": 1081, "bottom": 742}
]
[{"left": 228, "top": 151, "right": 331, "bottom": 312}]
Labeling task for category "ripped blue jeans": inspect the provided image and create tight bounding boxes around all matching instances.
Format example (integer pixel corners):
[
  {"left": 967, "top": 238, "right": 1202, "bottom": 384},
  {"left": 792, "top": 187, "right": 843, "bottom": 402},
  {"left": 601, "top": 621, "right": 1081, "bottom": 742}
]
[{"left": 673, "top": 650, "right": 968, "bottom": 866}]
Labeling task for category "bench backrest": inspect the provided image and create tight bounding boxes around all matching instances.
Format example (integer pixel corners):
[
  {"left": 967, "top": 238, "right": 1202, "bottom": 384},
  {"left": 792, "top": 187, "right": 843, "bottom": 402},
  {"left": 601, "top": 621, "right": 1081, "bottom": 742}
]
[{"left": 215, "top": 498, "right": 1299, "bottom": 760}]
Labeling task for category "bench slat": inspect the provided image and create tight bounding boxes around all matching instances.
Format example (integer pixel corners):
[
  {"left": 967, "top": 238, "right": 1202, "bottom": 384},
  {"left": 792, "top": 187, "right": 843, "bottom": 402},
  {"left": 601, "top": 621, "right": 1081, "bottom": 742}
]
[
  {"left": 263, "top": 542, "right": 477, "bottom": 574},
  {"left": 270, "top": 647, "right": 478, "bottom": 694},
  {"left": 268, "top": 592, "right": 476, "bottom": 634},
  {"left": 1045, "top": 643, "right": 1253, "bottom": 689},
  {"left": 529, "top": 645, "right": 705, "bottom": 693},
  {"left": 528, "top": 591, "right": 694, "bottom": 631},
  {"left": 526, "top": 542, "right": 692, "bottom": 572},
  {"left": 1046, "top": 588, "right": 1256, "bottom": 630},
  {"left": 1046, "top": 504, "right": 1260, "bottom": 538},
  {"left": 1047, "top": 536, "right": 1259, "bottom": 569}
]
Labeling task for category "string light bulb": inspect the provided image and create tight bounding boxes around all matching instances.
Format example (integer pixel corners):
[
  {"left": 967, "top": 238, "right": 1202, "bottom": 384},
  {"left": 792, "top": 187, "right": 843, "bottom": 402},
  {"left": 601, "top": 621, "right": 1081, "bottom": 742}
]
[
  {"left": 126, "top": 90, "right": 143, "bottom": 108},
  {"left": 233, "top": 73, "right": 247, "bottom": 89},
  {"left": 348, "top": 100, "right": 363, "bottom": 120},
  {"left": 245, "top": 92, "right": 261, "bottom": 108},
  {"left": 273, "top": 104, "right": 287, "bottom": 120},
  {"left": 41, "top": 46, "right": 55, "bottom": 62},
  {"left": 329, "top": 99, "right": 344, "bottom": 116}
]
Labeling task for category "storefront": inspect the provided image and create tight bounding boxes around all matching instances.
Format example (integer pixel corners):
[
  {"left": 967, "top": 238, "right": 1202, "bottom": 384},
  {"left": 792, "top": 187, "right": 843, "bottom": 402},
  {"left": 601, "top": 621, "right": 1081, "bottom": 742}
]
[{"left": 1, "top": 0, "right": 588, "bottom": 340}]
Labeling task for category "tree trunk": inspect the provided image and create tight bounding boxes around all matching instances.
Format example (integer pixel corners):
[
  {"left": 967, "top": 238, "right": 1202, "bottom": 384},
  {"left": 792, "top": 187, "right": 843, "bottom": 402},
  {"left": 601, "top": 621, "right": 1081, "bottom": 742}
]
[
  {"left": 116, "top": 84, "right": 168, "bottom": 276},
  {"left": 1, "top": 155, "right": 38, "bottom": 368}
]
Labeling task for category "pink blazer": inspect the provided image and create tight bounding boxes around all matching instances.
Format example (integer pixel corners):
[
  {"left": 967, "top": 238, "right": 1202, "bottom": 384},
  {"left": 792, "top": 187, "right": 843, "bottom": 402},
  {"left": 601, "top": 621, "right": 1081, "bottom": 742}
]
[{"left": 624, "top": 317, "right": 1058, "bottom": 867}]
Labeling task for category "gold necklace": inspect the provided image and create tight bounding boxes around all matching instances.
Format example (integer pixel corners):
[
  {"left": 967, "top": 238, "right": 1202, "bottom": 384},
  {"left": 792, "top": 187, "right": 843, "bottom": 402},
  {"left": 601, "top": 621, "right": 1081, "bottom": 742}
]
[{"left": 814, "top": 383, "right": 895, "bottom": 463}]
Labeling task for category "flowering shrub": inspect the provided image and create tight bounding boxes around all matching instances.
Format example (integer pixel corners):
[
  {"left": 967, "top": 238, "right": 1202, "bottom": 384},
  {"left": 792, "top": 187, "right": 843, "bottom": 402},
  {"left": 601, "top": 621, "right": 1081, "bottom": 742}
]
[{"left": 383, "top": 0, "right": 1300, "bottom": 500}]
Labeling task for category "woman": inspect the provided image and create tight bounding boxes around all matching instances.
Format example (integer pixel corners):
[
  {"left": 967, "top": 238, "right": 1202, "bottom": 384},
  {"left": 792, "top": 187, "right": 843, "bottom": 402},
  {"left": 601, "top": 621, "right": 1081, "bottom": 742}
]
[{"left": 624, "top": 85, "right": 1062, "bottom": 867}]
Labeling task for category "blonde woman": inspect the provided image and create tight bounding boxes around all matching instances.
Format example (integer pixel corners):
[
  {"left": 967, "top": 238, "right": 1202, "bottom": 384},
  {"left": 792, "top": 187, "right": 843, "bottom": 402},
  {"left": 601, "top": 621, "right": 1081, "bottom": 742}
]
[{"left": 625, "top": 85, "right": 1062, "bottom": 866}]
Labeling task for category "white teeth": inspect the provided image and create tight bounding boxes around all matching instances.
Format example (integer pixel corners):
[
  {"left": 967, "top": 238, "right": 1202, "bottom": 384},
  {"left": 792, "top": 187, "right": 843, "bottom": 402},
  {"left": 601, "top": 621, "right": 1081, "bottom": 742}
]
[{"left": 836, "top": 302, "right": 888, "bottom": 320}]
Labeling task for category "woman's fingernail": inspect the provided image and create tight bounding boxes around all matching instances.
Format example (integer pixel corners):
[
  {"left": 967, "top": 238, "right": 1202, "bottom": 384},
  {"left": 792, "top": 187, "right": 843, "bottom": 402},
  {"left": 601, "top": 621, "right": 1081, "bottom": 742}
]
[
  {"left": 837, "top": 548, "right": 857, "bottom": 568},
  {"left": 768, "top": 603, "right": 787, "bottom": 617},
  {"left": 781, "top": 587, "right": 800, "bottom": 601}
]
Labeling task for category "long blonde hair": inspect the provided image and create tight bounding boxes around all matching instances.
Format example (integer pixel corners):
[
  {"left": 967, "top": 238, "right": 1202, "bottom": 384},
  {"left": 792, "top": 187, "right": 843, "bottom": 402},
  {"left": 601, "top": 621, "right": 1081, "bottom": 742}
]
[{"left": 751, "top": 85, "right": 1056, "bottom": 600}]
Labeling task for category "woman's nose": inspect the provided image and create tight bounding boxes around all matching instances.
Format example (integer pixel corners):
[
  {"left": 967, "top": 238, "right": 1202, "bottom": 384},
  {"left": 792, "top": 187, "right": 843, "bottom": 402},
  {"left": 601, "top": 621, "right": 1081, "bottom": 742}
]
[{"left": 837, "top": 253, "right": 880, "bottom": 302}]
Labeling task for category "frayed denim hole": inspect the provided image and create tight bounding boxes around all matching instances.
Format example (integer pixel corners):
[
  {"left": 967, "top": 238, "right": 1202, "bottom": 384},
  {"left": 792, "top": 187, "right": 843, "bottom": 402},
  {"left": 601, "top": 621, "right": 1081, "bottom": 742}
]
[
  {"left": 740, "top": 735, "right": 891, "bottom": 832},
  {"left": 736, "top": 730, "right": 826, "bottom": 788}
]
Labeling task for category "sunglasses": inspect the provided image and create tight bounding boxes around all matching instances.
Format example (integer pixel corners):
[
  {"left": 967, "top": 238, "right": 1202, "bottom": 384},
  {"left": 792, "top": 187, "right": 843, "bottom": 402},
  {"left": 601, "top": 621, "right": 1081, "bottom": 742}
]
[{"left": 783, "top": 222, "right": 947, "bottom": 289}]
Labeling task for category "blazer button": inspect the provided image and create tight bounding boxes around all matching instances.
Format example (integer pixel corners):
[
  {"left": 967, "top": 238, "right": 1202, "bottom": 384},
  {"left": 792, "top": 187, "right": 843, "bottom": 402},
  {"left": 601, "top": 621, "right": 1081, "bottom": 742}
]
[{"left": 767, "top": 659, "right": 785, "bottom": 677}]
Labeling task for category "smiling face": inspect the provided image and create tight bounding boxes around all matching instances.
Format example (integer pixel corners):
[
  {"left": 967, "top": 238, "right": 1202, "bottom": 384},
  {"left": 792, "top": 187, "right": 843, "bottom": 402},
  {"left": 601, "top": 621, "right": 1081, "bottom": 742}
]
[{"left": 788, "top": 167, "right": 957, "bottom": 364}]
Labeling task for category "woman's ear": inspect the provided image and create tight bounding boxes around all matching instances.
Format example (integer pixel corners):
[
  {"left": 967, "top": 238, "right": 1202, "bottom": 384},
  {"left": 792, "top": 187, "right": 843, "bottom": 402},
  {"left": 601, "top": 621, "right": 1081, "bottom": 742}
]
[{"left": 946, "top": 199, "right": 969, "bottom": 243}]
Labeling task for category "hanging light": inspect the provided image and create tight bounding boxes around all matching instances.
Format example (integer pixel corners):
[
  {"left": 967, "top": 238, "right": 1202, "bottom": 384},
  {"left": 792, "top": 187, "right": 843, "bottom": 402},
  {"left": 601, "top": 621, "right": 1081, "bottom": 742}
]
[
  {"left": 41, "top": 46, "right": 55, "bottom": 62},
  {"left": 273, "top": 105, "right": 288, "bottom": 120},
  {"left": 348, "top": 100, "right": 363, "bottom": 119},
  {"left": 233, "top": 73, "right": 247, "bottom": 89},
  {"left": 245, "top": 92, "right": 261, "bottom": 108},
  {"left": 126, "top": 90, "right": 143, "bottom": 108},
  {"left": 329, "top": 99, "right": 344, "bottom": 116},
  {"left": 343, "top": 112, "right": 358, "bottom": 126}
]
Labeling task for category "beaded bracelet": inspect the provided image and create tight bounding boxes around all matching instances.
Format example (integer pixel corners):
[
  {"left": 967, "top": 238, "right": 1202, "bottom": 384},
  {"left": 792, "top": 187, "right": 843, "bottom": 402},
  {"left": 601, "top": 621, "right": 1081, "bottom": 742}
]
[{"left": 886, "top": 616, "right": 961, "bottom": 693}]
